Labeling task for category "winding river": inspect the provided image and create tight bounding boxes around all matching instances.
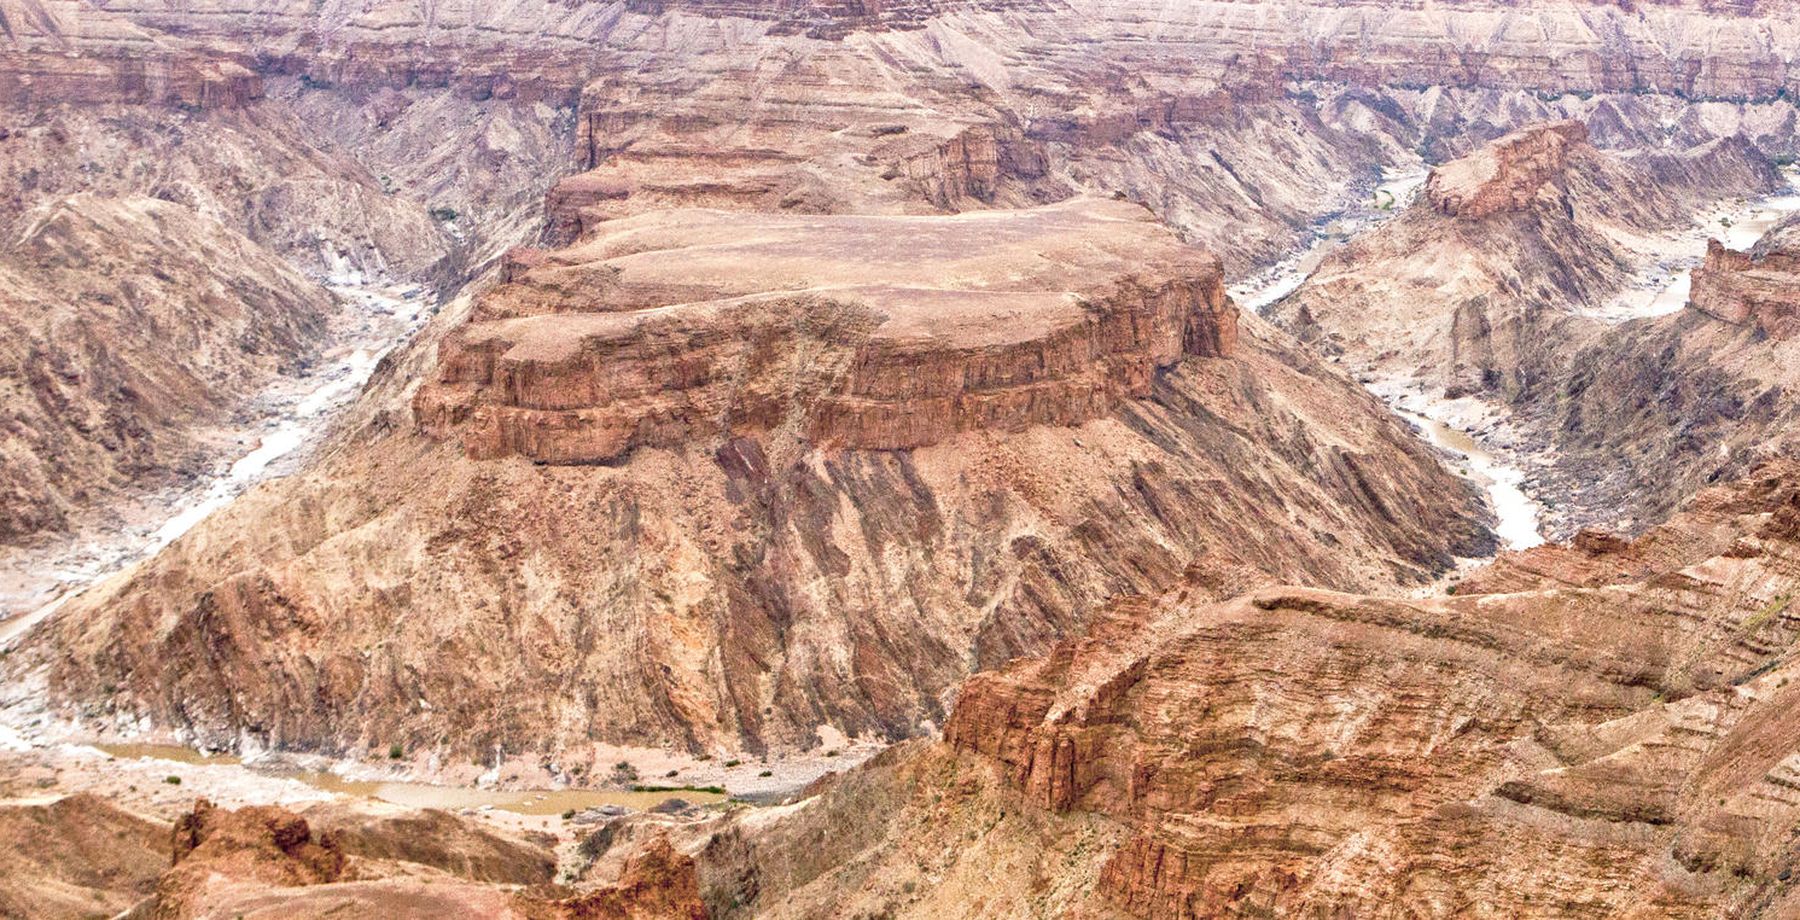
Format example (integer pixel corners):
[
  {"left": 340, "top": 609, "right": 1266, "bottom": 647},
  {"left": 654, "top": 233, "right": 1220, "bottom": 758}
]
[
  {"left": 1586, "top": 165, "right": 1800, "bottom": 322},
  {"left": 1235, "top": 163, "right": 1800, "bottom": 555},
  {"left": 1230, "top": 166, "right": 1551, "bottom": 553},
  {"left": 3, "top": 159, "right": 1793, "bottom": 813},
  {"left": 0, "top": 279, "right": 429, "bottom": 649}
]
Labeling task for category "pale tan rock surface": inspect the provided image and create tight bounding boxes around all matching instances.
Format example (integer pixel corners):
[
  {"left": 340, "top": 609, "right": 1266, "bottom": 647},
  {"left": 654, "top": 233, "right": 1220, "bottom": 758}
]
[
  {"left": 0, "top": 194, "right": 335, "bottom": 541},
  {"left": 95, "top": 797, "right": 699, "bottom": 920},
  {"left": 1274, "top": 120, "right": 1781, "bottom": 401},
  {"left": 20, "top": 214, "right": 1488, "bottom": 758},
  {"left": 1690, "top": 219, "right": 1800, "bottom": 340},
  {"left": 698, "top": 459, "right": 1800, "bottom": 918},
  {"left": 12, "top": 3, "right": 1800, "bottom": 918},
  {"left": 417, "top": 199, "right": 1238, "bottom": 462}
]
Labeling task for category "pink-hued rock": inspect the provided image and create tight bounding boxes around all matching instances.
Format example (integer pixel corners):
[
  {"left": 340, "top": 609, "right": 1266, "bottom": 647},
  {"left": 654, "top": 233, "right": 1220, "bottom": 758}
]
[
  {"left": 417, "top": 198, "right": 1238, "bottom": 463},
  {"left": 1427, "top": 121, "right": 1589, "bottom": 219},
  {"left": 1689, "top": 233, "right": 1800, "bottom": 340}
]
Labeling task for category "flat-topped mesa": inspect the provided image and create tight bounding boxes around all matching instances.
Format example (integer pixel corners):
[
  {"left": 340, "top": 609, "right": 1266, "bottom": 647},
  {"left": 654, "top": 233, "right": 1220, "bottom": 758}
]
[
  {"left": 1426, "top": 120, "right": 1589, "bottom": 219},
  {"left": 416, "top": 198, "right": 1237, "bottom": 463},
  {"left": 1688, "top": 226, "right": 1800, "bottom": 339}
]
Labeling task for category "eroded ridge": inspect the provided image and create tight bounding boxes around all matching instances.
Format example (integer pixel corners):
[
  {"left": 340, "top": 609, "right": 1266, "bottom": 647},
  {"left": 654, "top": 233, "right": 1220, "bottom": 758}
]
[
  {"left": 1690, "top": 219, "right": 1800, "bottom": 340},
  {"left": 936, "top": 460, "right": 1800, "bottom": 917}
]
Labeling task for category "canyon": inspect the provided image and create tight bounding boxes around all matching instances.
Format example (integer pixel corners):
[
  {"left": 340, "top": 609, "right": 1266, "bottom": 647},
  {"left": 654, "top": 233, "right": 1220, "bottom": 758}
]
[
  {"left": 688, "top": 456, "right": 1800, "bottom": 918},
  {"left": 3, "top": 0, "right": 1800, "bottom": 917}
]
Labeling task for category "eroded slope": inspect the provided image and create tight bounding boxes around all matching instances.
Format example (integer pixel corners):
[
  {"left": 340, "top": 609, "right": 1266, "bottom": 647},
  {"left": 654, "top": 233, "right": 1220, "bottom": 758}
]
[
  {"left": 701, "top": 459, "right": 1800, "bottom": 918},
  {"left": 0, "top": 194, "right": 335, "bottom": 541},
  {"left": 13, "top": 199, "right": 1490, "bottom": 762}
]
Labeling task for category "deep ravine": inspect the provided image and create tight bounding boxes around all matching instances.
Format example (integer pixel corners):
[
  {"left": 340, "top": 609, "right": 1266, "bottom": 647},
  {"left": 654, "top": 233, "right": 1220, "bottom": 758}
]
[
  {"left": 1231, "top": 166, "right": 1551, "bottom": 557},
  {"left": 0, "top": 278, "right": 430, "bottom": 647}
]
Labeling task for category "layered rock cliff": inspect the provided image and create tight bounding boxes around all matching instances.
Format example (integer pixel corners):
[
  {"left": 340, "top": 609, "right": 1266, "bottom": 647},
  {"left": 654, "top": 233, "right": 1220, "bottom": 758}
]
[
  {"left": 1690, "top": 219, "right": 1800, "bottom": 340},
  {"left": 69, "top": 0, "right": 1800, "bottom": 103},
  {"left": 1425, "top": 120, "right": 1589, "bottom": 219},
  {"left": 0, "top": 101, "right": 451, "bottom": 283},
  {"left": 417, "top": 200, "right": 1237, "bottom": 463},
  {"left": 0, "top": 0, "right": 261, "bottom": 108},
  {"left": 706, "top": 459, "right": 1800, "bottom": 917},
  {"left": 17, "top": 220, "right": 1489, "bottom": 757},
  {"left": 1273, "top": 120, "right": 1782, "bottom": 402}
]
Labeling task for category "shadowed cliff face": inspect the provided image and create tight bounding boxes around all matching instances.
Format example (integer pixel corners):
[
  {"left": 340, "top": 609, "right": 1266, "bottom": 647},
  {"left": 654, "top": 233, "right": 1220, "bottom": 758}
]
[{"left": 698, "top": 460, "right": 1800, "bottom": 918}]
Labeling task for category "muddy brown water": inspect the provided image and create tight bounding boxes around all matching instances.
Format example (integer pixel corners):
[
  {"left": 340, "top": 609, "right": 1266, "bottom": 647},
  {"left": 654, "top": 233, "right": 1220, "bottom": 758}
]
[{"left": 96, "top": 744, "right": 726, "bottom": 814}]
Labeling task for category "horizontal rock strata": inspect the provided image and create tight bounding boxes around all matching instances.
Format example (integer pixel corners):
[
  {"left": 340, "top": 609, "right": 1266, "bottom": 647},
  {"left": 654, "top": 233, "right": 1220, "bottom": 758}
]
[
  {"left": 1689, "top": 227, "right": 1800, "bottom": 339},
  {"left": 925, "top": 460, "right": 1800, "bottom": 917},
  {"left": 1426, "top": 120, "right": 1588, "bottom": 219},
  {"left": 417, "top": 198, "right": 1239, "bottom": 463}
]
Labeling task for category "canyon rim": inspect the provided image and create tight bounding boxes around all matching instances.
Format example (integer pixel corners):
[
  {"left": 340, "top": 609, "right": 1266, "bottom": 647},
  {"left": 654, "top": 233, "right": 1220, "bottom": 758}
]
[{"left": 4, "top": 0, "right": 1800, "bottom": 917}]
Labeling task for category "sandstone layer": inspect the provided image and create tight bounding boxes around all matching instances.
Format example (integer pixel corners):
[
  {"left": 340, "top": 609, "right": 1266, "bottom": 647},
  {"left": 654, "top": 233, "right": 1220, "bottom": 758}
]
[
  {"left": 0, "top": 0, "right": 261, "bottom": 108},
  {"left": 417, "top": 199, "right": 1238, "bottom": 463},
  {"left": 696, "top": 459, "right": 1800, "bottom": 918},
  {"left": 1690, "top": 218, "right": 1800, "bottom": 340},
  {"left": 0, "top": 792, "right": 170, "bottom": 919},
  {"left": 78, "top": 796, "right": 705, "bottom": 920},
  {"left": 18, "top": 294, "right": 1491, "bottom": 760},
  {"left": 71, "top": 0, "right": 1800, "bottom": 102}
]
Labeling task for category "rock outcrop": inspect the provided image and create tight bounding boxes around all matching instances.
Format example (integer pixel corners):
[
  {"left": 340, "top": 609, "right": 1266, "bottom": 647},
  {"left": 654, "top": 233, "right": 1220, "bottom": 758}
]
[
  {"left": 1689, "top": 223, "right": 1800, "bottom": 339},
  {"left": 119, "top": 798, "right": 698, "bottom": 920},
  {"left": 0, "top": 0, "right": 261, "bottom": 109},
  {"left": 1273, "top": 122, "right": 1782, "bottom": 403},
  {"left": 417, "top": 199, "right": 1237, "bottom": 463},
  {"left": 527, "top": 838, "right": 709, "bottom": 920},
  {"left": 714, "top": 459, "right": 1800, "bottom": 918},
  {"left": 22, "top": 285, "right": 1489, "bottom": 760},
  {"left": 1425, "top": 120, "right": 1588, "bottom": 219},
  {"left": 0, "top": 194, "right": 335, "bottom": 543},
  {"left": 0, "top": 793, "right": 169, "bottom": 919}
]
